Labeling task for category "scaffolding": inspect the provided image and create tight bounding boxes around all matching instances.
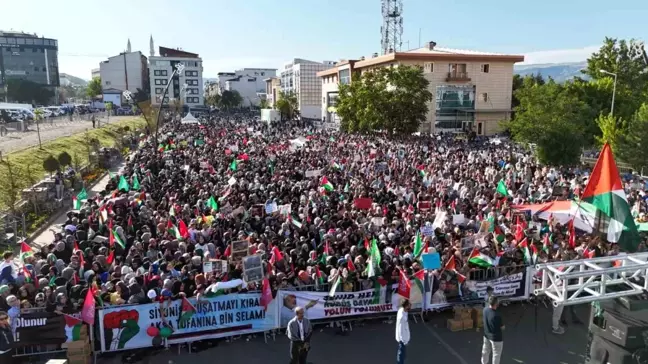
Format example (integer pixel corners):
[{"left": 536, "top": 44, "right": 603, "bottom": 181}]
[{"left": 534, "top": 253, "right": 648, "bottom": 306}]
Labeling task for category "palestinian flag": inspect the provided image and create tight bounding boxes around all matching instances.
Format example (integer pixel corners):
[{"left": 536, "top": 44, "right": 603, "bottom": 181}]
[
  {"left": 320, "top": 242, "right": 331, "bottom": 264},
  {"left": 328, "top": 275, "right": 341, "bottom": 297},
  {"left": 412, "top": 269, "right": 425, "bottom": 294},
  {"left": 496, "top": 179, "right": 509, "bottom": 197},
  {"left": 365, "top": 239, "right": 381, "bottom": 277},
  {"left": 331, "top": 160, "right": 342, "bottom": 170},
  {"left": 581, "top": 143, "right": 639, "bottom": 252},
  {"left": 347, "top": 259, "right": 356, "bottom": 272},
  {"left": 207, "top": 196, "right": 219, "bottom": 211},
  {"left": 518, "top": 238, "right": 532, "bottom": 265},
  {"left": 72, "top": 196, "right": 82, "bottom": 209},
  {"left": 288, "top": 215, "right": 302, "bottom": 228},
  {"left": 19, "top": 241, "right": 33, "bottom": 261},
  {"left": 321, "top": 176, "right": 334, "bottom": 192},
  {"left": 178, "top": 297, "right": 196, "bottom": 326},
  {"left": 167, "top": 220, "right": 181, "bottom": 239},
  {"left": 542, "top": 233, "right": 552, "bottom": 254},
  {"left": 443, "top": 256, "right": 466, "bottom": 283},
  {"left": 178, "top": 220, "right": 190, "bottom": 239},
  {"left": 314, "top": 266, "right": 325, "bottom": 285},
  {"left": 22, "top": 266, "right": 34, "bottom": 284},
  {"left": 531, "top": 244, "right": 539, "bottom": 263},
  {"left": 169, "top": 204, "right": 176, "bottom": 217},
  {"left": 106, "top": 250, "right": 115, "bottom": 265},
  {"left": 111, "top": 228, "right": 126, "bottom": 249},
  {"left": 397, "top": 268, "right": 411, "bottom": 299},
  {"left": 468, "top": 248, "right": 494, "bottom": 268},
  {"left": 493, "top": 225, "right": 506, "bottom": 245},
  {"left": 64, "top": 314, "right": 83, "bottom": 341}
]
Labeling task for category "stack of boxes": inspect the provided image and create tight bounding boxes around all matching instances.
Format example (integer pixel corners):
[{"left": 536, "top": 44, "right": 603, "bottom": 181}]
[
  {"left": 472, "top": 306, "right": 484, "bottom": 329},
  {"left": 447, "top": 306, "right": 474, "bottom": 331},
  {"left": 66, "top": 326, "right": 91, "bottom": 364}
]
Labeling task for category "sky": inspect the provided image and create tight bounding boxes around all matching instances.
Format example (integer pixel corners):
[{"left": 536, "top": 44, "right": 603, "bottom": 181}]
[{"left": 2, "top": 0, "right": 647, "bottom": 80}]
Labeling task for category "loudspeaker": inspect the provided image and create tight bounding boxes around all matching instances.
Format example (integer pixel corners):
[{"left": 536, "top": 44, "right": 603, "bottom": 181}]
[
  {"left": 586, "top": 332, "right": 648, "bottom": 364},
  {"left": 588, "top": 300, "right": 648, "bottom": 350}
]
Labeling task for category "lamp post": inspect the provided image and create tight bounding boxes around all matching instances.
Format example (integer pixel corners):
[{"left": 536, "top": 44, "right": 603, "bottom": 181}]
[
  {"left": 155, "top": 63, "right": 185, "bottom": 145},
  {"left": 600, "top": 69, "right": 617, "bottom": 116}
]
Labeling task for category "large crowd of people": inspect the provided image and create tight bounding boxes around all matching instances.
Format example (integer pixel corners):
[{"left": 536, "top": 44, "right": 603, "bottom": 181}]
[{"left": 1, "top": 112, "right": 647, "bottom": 330}]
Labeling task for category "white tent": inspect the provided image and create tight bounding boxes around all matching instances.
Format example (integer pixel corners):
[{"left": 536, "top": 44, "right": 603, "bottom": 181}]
[{"left": 181, "top": 113, "right": 199, "bottom": 124}]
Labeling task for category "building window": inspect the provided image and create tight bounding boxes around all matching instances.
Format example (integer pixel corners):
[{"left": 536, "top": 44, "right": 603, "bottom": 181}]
[
  {"left": 42, "top": 67, "right": 46, "bottom": 72},
  {"left": 105, "top": 81, "right": 111, "bottom": 86},
  {"left": 155, "top": 79, "right": 168, "bottom": 85},
  {"left": 155, "top": 88, "right": 163, "bottom": 94},
  {"left": 424, "top": 62, "right": 434, "bottom": 73},
  {"left": 34, "top": 67, "right": 39, "bottom": 72},
  {"left": 154, "top": 70, "right": 168, "bottom": 76},
  {"left": 323, "top": 97, "right": 325, "bottom": 104},
  {"left": 481, "top": 93, "right": 489, "bottom": 102},
  {"left": 481, "top": 64, "right": 490, "bottom": 73}
]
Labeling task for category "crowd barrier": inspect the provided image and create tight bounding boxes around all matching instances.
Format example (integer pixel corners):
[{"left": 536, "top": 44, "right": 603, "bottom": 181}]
[{"left": 11, "top": 266, "right": 534, "bottom": 360}]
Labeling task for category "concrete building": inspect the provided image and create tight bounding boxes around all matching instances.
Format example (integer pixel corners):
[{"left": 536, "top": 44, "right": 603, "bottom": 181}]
[
  {"left": 216, "top": 68, "right": 276, "bottom": 95},
  {"left": 148, "top": 46, "right": 203, "bottom": 107},
  {"left": 280, "top": 58, "right": 334, "bottom": 119},
  {"left": 99, "top": 51, "right": 149, "bottom": 94},
  {"left": 264, "top": 77, "right": 280, "bottom": 108},
  {"left": 224, "top": 75, "right": 262, "bottom": 107},
  {"left": 317, "top": 42, "right": 524, "bottom": 135},
  {"left": 91, "top": 68, "right": 100, "bottom": 79},
  {"left": 0, "top": 31, "right": 60, "bottom": 100}
]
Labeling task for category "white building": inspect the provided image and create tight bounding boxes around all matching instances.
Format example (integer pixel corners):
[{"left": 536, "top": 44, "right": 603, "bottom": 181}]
[
  {"left": 90, "top": 68, "right": 100, "bottom": 79},
  {"left": 224, "top": 75, "right": 263, "bottom": 106},
  {"left": 148, "top": 46, "right": 203, "bottom": 107},
  {"left": 280, "top": 59, "right": 334, "bottom": 119},
  {"left": 99, "top": 51, "right": 148, "bottom": 94},
  {"left": 216, "top": 68, "right": 276, "bottom": 94}
]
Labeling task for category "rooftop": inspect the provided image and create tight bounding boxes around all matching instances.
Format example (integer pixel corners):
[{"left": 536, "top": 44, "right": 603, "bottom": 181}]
[{"left": 158, "top": 46, "right": 199, "bottom": 58}]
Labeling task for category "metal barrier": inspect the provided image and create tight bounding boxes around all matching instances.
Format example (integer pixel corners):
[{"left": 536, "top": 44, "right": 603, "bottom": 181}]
[{"left": 12, "top": 307, "right": 68, "bottom": 359}]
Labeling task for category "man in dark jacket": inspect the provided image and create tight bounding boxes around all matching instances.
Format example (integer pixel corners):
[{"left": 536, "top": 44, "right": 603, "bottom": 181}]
[
  {"left": 286, "top": 306, "right": 313, "bottom": 364},
  {"left": 0, "top": 311, "right": 14, "bottom": 364},
  {"left": 482, "top": 296, "right": 504, "bottom": 364}
]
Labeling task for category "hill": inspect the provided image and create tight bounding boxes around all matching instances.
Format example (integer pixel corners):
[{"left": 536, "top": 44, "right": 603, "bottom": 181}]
[
  {"left": 514, "top": 62, "right": 588, "bottom": 82},
  {"left": 60, "top": 73, "right": 88, "bottom": 87}
]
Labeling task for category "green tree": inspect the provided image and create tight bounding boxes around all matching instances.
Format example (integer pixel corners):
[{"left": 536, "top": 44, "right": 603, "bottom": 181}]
[
  {"left": 58, "top": 151, "right": 72, "bottom": 167},
  {"left": 259, "top": 98, "right": 270, "bottom": 109},
  {"left": 275, "top": 91, "right": 299, "bottom": 120},
  {"left": 0, "top": 159, "right": 23, "bottom": 213},
  {"left": 595, "top": 113, "right": 626, "bottom": 153},
  {"left": 507, "top": 79, "right": 591, "bottom": 165},
  {"left": 86, "top": 77, "right": 103, "bottom": 98},
  {"left": 617, "top": 103, "right": 648, "bottom": 172},
  {"left": 42, "top": 155, "right": 60, "bottom": 176},
  {"left": 205, "top": 93, "right": 221, "bottom": 108},
  {"left": 6, "top": 79, "right": 54, "bottom": 104},
  {"left": 337, "top": 65, "right": 432, "bottom": 134},
  {"left": 219, "top": 90, "right": 243, "bottom": 110}
]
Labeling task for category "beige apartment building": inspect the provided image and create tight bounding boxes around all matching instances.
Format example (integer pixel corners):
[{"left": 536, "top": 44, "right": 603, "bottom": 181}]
[
  {"left": 317, "top": 41, "right": 524, "bottom": 135},
  {"left": 264, "top": 77, "right": 281, "bottom": 108}
]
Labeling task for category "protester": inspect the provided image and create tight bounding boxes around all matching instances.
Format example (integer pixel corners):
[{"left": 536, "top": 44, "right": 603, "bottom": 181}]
[
  {"left": 482, "top": 295, "right": 504, "bottom": 364},
  {"left": 395, "top": 299, "right": 411, "bottom": 364},
  {"left": 287, "top": 306, "right": 312, "bottom": 364},
  {"left": 0, "top": 311, "right": 14, "bottom": 364}
]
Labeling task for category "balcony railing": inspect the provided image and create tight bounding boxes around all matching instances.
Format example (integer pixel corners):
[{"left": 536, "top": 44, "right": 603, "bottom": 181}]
[{"left": 446, "top": 72, "right": 471, "bottom": 82}]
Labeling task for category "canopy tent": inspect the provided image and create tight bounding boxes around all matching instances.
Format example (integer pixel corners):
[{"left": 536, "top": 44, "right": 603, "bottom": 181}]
[
  {"left": 181, "top": 113, "right": 199, "bottom": 124},
  {"left": 512, "top": 200, "right": 598, "bottom": 233}
]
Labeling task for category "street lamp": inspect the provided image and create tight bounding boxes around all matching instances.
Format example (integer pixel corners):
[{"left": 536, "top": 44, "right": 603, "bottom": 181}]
[
  {"left": 154, "top": 63, "right": 185, "bottom": 145},
  {"left": 600, "top": 69, "right": 617, "bottom": 116}
]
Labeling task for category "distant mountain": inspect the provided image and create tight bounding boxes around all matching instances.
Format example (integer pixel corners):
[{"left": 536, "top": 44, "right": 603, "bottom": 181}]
[
  {"left": 514, "top": 61, "right": 588, "bottom": 83},
  {"left": 60, "top": 73, "right": 88, "bottom": 87}
]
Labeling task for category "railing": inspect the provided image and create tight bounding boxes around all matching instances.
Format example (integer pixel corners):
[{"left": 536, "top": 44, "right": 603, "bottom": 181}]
[{"left": 446, "top": 72, "right": 471, "bottom": 82}]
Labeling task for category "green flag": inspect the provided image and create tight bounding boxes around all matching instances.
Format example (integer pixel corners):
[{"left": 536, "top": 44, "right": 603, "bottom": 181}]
[
  {"left": 76, "top": 187, "right": 88, "bottom": 201},
  {"left": 118, "top": 176, "right": 130, "bottom": 192},
  {"left": 207, "top": 196, "right": 218, "bottom": 211},
  {"left": 496, "top": 179, "right": 509, "bottom": 196},
  {"left": 230, "top": 159, "right": 238, "bottom": 171},
  {"left": 413, "top": 232, "right": 424, "bottom": 257},
  {"left": 132, "top": 174, "right": 141, "bottom": 191}
]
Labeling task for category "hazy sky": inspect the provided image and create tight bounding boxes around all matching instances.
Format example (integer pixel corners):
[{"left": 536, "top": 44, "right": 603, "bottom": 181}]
[{"left": 2, "top": 0, "right": 646, "bottom": 79}]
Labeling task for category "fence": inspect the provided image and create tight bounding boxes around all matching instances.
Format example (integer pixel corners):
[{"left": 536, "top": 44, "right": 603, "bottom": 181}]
[{"left": 11, "top": 266, "right": 534, "bottom": 361}]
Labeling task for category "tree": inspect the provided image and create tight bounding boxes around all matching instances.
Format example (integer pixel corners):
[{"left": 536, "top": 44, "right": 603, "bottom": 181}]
[
  {"left": 86, "top": 77, "right": 102, "bottom": 99},
  {"left": 275, "top": 91, "right": 299, "bottom": 120},
  {"left": 6, "top": 79, "right": 54, "bottom": 105},
  {"left": 205, "top": 93, "right": 221, "bottom": 108},
  {"left": 259, "top": 98, "right": 270, "bottom": 109},
  {"left": 0, "top": 159, "right": 23, "bottom": 213},
  {"left": 137, "top": 100, "right": 158, "bottom": 133},
  {"left": 133, "top": 88, "right": 149, "bottom": 103},
  {"left": 219, "top": 90, "right": 243, "bottom": 110},
  {"left": 58, "top": 151, "right": 72, "bottom": 167},
  {"left": 595, "top": 113, "right": 626, "bottom": 153},
  {"left": 42, "top": 155, "right": 60, "bottom": 176},
  {"left": 507, "top": 79, "right": 591, "bottom": 165},
  {"left": 337, "top": 65, "right": 432, "bottom": 134},
  {"left": 616, "top": 103, "right": 648, "bottom": 172}
]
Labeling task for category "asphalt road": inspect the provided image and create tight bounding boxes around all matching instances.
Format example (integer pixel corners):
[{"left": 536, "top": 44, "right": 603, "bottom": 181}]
[
  {"left": 99, "top": 303, "right": 591, "bottom": 364},
  {"left": 0, "top": 115, "right": 131, "bottom": 154}
]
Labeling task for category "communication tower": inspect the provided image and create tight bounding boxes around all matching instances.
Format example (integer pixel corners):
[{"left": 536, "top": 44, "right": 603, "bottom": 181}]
[{"left": 380, "top": 0, "right": 403, "bottom": 55}]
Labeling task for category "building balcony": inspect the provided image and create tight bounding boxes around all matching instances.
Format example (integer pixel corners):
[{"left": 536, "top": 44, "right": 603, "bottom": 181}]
[{"left": 446, "top": 72, "right": 471, "bottom": 82}]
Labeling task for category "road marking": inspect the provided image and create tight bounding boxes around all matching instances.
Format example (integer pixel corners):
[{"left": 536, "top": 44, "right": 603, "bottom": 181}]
[{"left": 422, "top": 322, "right": 469, "bottom": 364}]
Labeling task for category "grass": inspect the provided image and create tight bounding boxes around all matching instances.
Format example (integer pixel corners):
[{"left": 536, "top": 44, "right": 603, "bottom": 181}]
[{"left": 0, "top": 117, "right": 147, "bottom": 210}]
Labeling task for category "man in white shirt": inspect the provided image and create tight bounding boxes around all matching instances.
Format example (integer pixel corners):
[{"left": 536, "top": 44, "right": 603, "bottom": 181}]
[{"left": 395, "top": 299, "right": 411, "bottom": 364}]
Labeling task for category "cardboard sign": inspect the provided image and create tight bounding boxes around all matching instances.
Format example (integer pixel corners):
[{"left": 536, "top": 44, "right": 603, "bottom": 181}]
[
  {"left": 278, "top": 204, "right": 292, "bottom": 216},
  {"left": 228, "top": 177, "right": 237, "bottom": 186},
  {"left": 305, "top": 169, "right": 322, "bottom": 178},
  {"left": 422, "top": 253, "right": 441, "bottom": 270},
  {"left": 420, "top": 225, "right": 434, "bottom": 236},
  {"left": 242, "top": 255, "right": 264, "bottom": 283},
  {"left": 230, "top": 240, "right": 249, "bottom": 261},
  {"left": 452, "top": 214, "right": 466, "bottom": 225},
  {"left": 203, "top": 259, "right": 228, "bottom": 275}
]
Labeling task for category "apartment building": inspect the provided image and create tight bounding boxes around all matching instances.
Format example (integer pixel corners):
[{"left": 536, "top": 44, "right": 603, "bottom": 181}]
[
  {"left": 264, "top": 77, "right": 280, "bottom": 108},
  {"left": 280, "top": 58, "right": 334, "bottom": 119},
  {"left": 99, "top": 51, "right": 149, "bottom": 94},
  {"left": 216, "top": 68, "right": 276, "bottom": 93},
  {"left": 148, "top": 46, "right": 203, "bottom": 107},
  {"left": 317, "top": 42, "right": 524, "bottom": 135}
]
